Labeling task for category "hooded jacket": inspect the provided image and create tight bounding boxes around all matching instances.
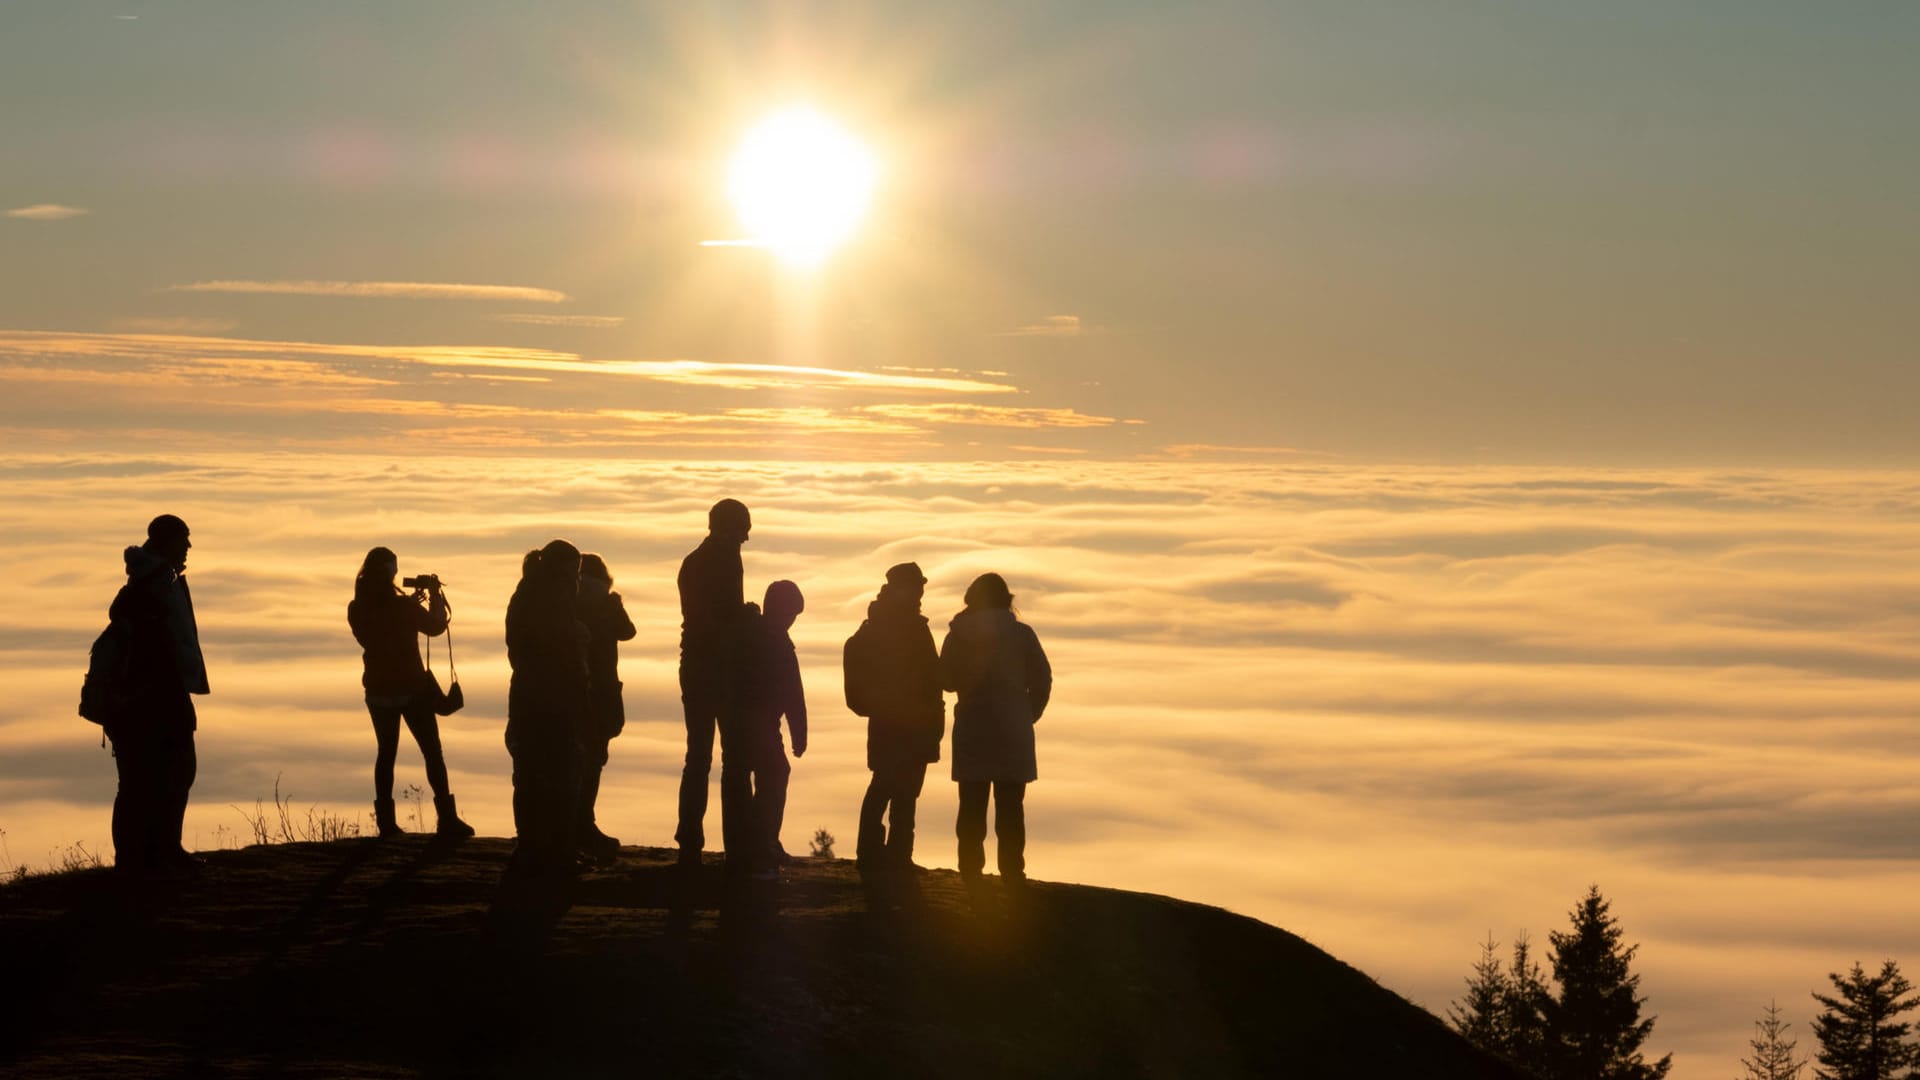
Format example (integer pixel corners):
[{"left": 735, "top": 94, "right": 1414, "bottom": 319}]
[
  {"left": 575, "top": 589, "right": 637, "bottom": 738},
  {"left": 844, "top": 586, "right": 943, "bottom": 769},
  {"left": 939, "top": 606, "right": 1050, "bottom": 784},
  {"left": 106, "top": 544, "right": 208, "bottom": 737}
]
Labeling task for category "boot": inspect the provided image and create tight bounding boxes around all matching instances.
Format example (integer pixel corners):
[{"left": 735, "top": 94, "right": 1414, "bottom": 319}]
[
  {"left": 374, "top": 797, "right": 402, "bottom": 839},
  {"left": 579, "top": 823, "right": 620, "bottom": 861},
  {"left": 434, "top": 793, "right": 475, "bottom": 839}
]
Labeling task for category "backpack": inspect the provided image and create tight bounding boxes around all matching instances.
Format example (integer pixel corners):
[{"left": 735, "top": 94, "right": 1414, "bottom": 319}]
[
  {"left": 843, "top": 622, "right": 877, "bottom": 717},
  {"left": 78, "top": 619, "right": 134, "bottom": 727}
]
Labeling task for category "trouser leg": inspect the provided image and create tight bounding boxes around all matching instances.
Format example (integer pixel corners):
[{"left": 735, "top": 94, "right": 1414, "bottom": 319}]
[
  {"left": 754, "top": 733, "right": 791, "bottom": 858},
  {"left": 401, "top": 702, "right": 452, "bottom": 798},
  {"left": 675, "top": 679, "right": 719, "bottom": 852},
  {"left": 886, "top": 764, "right": 927, "bottom": 863},
  {"left": 994, "top": 781, "right": 1027, "bottom": 878},
  {"left": 956, "top": 781, "right": 989, "bottom": 876},
  {"left": 716, "top": 710, "right": 754, "bottom": 871},
  {"left": 857, "top": 775, "right": 888, "bottom": 863},
  {"left": 159, "top": 735, "right": 196, "bottom": 857},
  {"left": 369, "top": 705, "right": 402, "bottom": 801},
  {"left": 111, "top": 738, "right": 155, "bottom": 869}
]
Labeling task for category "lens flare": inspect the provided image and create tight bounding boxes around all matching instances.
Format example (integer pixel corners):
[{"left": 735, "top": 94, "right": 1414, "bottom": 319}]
[{"left": 726, "top": 107, "right": 878, "bottom": 268}]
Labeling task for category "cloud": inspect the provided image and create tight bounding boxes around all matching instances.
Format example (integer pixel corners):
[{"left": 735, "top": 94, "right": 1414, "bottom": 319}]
[
  {"left": 999, "top": 314, "right": 1084, "bottom": 338},
  {"left": 1161, "top": 443, "right": 1326, "bottom": 459},
  {"left": 5, "top": 204, "right": 89, "bottom": 221},
  {"left": 490, "top": 313, "right": 626, "bottom": 328},
  {"left": 168, "top": 280, "right": 570, "bottom": 303},
  {"left": 860, "top": 404, "right": 1124, "bottom": 428},
  {"left": 111, "top": 317, "right": 241, "bottom": 334}
]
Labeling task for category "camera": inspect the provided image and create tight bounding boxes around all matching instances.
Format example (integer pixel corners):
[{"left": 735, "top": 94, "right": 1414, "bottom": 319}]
[{"left": 402, "top": 574, "right": 442, "bottom": 592}]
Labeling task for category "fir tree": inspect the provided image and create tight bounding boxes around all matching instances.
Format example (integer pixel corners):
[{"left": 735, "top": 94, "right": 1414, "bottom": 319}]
[
  {"left": 1452, "top": 933, "right": 1510, "bottom": 1054},
  {"left": 1506, "top": 930, "right": 1555, "bottom": 1076},
  {"left": 1810, "top": 961, "right": 1920, "bottom": 1080},
  {"left": 1543, "top": 885, "right": 1672, "bottom": 1080},
  {"left": 1741, "top": 999, "right": 1807, "bottom": 1080}
]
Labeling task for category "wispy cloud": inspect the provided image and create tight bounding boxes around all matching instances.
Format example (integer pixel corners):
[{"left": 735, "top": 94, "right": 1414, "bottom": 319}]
[
  {"left": 112, "top": 317, "right": 240, "bottom": 334},
  {"left": 490, "top": 313, "right": 625, "bottom": 328},
  {"left": 861, "top": 403, "right": 1127, "bottom": 428},
  {"left": 999, "top": 314, "right": 1084, "bottom": 338},
  {"left": 168, "top": 280, "right": 570, "bottom": 303},
  {"left": 5, "top": 204, "right": 89, "bottom": 221},
  {"left": 1162, "top": 443, "right": 1327, "bottom": 459}
]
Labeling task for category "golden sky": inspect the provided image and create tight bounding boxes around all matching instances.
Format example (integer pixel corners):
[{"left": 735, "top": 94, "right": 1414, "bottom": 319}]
[{"left": 4, "top": 5, "right": 1920, "bottom": 1078}]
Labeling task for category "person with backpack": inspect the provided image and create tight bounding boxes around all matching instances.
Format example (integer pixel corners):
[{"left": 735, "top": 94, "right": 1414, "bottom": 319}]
[
  {"left": 100, "top": 514, "right": 210, "bottom": 876},
  {"left": 940, "top": 573, "right": 1050, "bottom": 885},
  {"left": 844, "top": 562, "right": 943, "bottom": 874},
  {"left": 346, "top": 546, "right": 474, "bottom": 840},
  {"left": 574, "top": 552, "right": 636, "bottom": 861},
  {"left": 741, "top": 581, "right": 808, "bottom": 879}
]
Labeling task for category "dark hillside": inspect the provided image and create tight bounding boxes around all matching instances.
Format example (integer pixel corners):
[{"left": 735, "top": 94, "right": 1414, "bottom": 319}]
[{"left": 0, "top": 839, "right": 1522, "bottom": 1078}]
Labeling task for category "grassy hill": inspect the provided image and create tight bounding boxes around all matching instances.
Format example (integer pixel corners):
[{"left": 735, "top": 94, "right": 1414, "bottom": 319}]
[{"left": 0, "top": 838, "right": 1523, "bottom": 1078}]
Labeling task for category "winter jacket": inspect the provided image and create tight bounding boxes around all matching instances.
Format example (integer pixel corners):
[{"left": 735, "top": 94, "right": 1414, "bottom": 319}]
[
  {"left": 575, "top": 590, "right": 636, "bottom": 739},
  {"left": 677, "top": 537, "right": 743, "bottom": 670},
  {"left": 844, "top": 587, "right": 943, "bottom": 770},
  {"left": 504, "top": 581, "right": 590, "bottom": 753},
  {"left": 107, "top": 544, "right": 209, "bottom": 737},
  {"left": 940, "top": 607, "right": 1050, "bottom": 784},
  {"left": 347, "top": 587, "right": 448, "bottom": 698},
  {"left": 746, "top": 609, "right": 808, "bottom": 755}
]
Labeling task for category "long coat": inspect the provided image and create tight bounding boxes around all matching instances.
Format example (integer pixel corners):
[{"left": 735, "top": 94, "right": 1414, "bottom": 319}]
[
  {"left": 575, "top": 590, "right": 636, "bottom": 739},
  {"left": 844, "top": 588, "right": 943, "bottom": 770},
  {"left": 504, "top": 582, "right": 590, "bottom": 754},
  {"left": 939, "top": 607, "right": 1051, "bottom": 784}
]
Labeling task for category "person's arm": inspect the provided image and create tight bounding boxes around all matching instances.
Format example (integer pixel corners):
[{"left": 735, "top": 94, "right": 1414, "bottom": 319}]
[
  {"left": 415, "top": 589, "right": 450, "bottom": 637},
  {"left": 610, "top": 593, "right": 637, "bottom": 642},
  {"left": 937, "top": 631, "right": 959, "bottom": 693},
  {"left": 786, "top": 648, "right": 808, "bottom": 756},
  {"left": 1026, "top": 627, "right": 1052, "bottom": 723}
]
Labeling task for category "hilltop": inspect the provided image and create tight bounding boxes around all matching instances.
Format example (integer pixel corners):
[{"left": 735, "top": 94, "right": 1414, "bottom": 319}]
[{"left": 0, "top": 838, "right": 1522, "bottom": 1078}]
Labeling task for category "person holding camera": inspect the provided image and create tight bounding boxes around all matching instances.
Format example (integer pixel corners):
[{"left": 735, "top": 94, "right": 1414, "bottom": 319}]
[{"left": 347, "top": 546, "right": 474, "bottom": 839}]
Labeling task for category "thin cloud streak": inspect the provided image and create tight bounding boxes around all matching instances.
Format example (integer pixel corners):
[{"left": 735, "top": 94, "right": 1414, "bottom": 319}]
[
  {"left": 5, "top": 204, "right": 89, "bottom": 221},
  {"left": 168, "top": 280, "right": 570, "bottom": 303},
  {"left": 490, "top": 313, "right": 626, "bottom": 328}
]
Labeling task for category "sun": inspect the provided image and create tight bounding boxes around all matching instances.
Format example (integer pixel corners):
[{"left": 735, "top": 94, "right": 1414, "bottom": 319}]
[{"left": 726, "top": 107, "right": 878, "bottom": 268}]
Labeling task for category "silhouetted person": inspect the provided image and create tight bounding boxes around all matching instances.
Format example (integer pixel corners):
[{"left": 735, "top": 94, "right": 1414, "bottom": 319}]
[
  {"left": 574, "top": 552, "right": 635, "bottom": 861},
  {"left": 347, "top": 547, "right": 474, "bottom": 839},
  {"left": 105, "top": 514, "right": 209, "bottom": 876},
  {"left": 742, "top": 581, "right": 807, "bottom": 878},
  {"left": 845, "top": 562, "right": 943, "bottom": 873},
  {"left": 674, "top": 498, "right": 752, "bottom": 867},
  {"left": 941, "top": 573, "right": 1050, "bottom": 883},
  {"left": 505, "top": 539, "right": 589, "bottom": 879}
]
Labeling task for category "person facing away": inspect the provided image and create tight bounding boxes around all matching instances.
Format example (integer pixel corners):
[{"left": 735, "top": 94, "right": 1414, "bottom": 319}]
[
  {"left": 739, "top": 580, "right": 808, "bottom": 878},
  {"left": 573, "top": 552, "right": 636, "bottom": 861},
  {"left": 940, "top": 572, "right": 1050, "bottom": 883},
  {"left": 674, "top": 498, "right": 751, "bottom": 866},
  {"left": 844, "top": 561, "right": 944, "bottom": 874},
  {"left": 504, "top": 538, "right": 590, "bottom": 879},
  {"left": 105, "top": 514, "right": 210, "bottom": 877},
  {"left": 346, "top": 546, "right": 474, "bottom": 839}
]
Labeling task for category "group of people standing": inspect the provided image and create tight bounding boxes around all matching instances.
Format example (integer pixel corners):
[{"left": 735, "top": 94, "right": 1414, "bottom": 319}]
[{"left": 92, "top": 502, "right": 1054, "bottom": 888}]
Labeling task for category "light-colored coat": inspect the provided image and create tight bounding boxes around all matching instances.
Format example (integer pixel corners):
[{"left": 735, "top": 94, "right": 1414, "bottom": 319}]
[{"left": 940, "top": 607, "right": 1051, "bottom": 784}]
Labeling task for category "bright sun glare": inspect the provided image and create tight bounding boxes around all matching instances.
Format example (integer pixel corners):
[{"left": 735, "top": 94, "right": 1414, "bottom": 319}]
[{"left": 726, "top": 107, "right": 878, "bottom": 268}]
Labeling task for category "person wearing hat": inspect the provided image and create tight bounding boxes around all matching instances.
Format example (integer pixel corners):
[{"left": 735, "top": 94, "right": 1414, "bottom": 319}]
[
  {"left": 843, "top": 562, "right": 944, "bottom": 873},
  {"left": 104, "top": 514, "right": 210, "bottom": 876},
  {"left": 674, "top": 498, "right": 753, "bottom": 866}
]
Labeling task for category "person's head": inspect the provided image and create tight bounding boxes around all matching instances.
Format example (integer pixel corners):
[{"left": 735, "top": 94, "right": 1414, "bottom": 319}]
[
  {"left": 763, "top": 579, "right": 804, "bottom": 630},
  {"left": 356, "top": 546, "right": 399, "bottom": 598},
  {"left": 521, "top": 538, "right": 582, "bottom": 595},
  {"left": 962, "top": 572, "right": 1014, "bottom": 613},
  {"left": 579, "top": 552, "right": 612, "bottom": 596},
  {"left": 708, "top": 498, "right": 751, "bottom": 545},
  {"left": 883, "top": 561, "right": 927, "bottom": 607},
  {"left": 145, "top": 514, "right": 192, "bottom": 570}
]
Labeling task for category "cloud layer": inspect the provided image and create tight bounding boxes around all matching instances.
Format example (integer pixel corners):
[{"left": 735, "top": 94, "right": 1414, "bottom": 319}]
[
  {"left": 4, "top": 204, "right": 89, "bottom": 221},
  {"left": 168, "top": 280, "right": 570, "bottom": 303},
  {"left": 3, "top": 455, "right": 1918, "bottom": 1078}
]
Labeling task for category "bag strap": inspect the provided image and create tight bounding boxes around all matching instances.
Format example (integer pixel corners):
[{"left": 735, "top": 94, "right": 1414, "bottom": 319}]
[{"left": 420, "top": 592, "right": 456, "bottom": 682}]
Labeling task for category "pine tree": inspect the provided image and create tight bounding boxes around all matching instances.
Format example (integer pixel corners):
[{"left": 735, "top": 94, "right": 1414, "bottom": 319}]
[
  {"left": 1741, "top": 999, "right": 1807, "bottom": 1080},
  {"left": 1452, "top": 933, "right": 1510, "bottom": 1054},
  {"left": 1810, "top": 960, "right": 1920, "bottom": 1080},
  {"left": 1506, "top": 930, "right": 1555, "bottom": 1077},
  {"left": 1543, "top": 885, "right": 1672, "bottom": 1080}
]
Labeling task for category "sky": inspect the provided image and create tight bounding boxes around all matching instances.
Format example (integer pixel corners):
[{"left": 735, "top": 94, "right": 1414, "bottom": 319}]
[{"left": 4, "top": 4, "right": 1920, "bottom": 1077}]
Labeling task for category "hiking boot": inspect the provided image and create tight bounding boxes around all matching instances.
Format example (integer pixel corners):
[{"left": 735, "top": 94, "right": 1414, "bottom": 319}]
[
  {"left": 580, "top": 825, "right": 621, "bottom": 860},
  {"left": 433, "top": 794, "right": 475, "bottom": 839},
  {"left": 374, "top": 798, "right": 403, "bottom": 839}
]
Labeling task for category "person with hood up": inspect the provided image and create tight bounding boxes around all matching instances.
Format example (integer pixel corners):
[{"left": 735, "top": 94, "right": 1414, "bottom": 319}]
[
  {"left": 346, "top": 546, "right": 474, "bottom": 839},
  {"left": 940, "top": 572, "right": 1050, "bottom": 884},
  {"left": 504, "top": 539, "right": 590, "bottom": 879},
  {"left": 741, "top": 580, "right": 807, "bottom": 878},
  {"left": 844, "top": 562, "right": 943, "bottom": 873},
  {"left": 104, "top": 513, "right": 210, "bottom": 876},
  {"left": 574, "top": 552, "right": 636, "bottom": 861}
]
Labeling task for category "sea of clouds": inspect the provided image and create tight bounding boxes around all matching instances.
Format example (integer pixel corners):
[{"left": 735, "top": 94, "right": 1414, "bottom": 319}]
[{"left": 4, "top": 453, "right": 1918, "bottom": 1079}]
